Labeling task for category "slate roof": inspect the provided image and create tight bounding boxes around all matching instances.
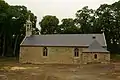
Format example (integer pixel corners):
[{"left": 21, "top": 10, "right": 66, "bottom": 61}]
[
  {"left": 21, "top": 33, "right": 107, "bottom": 47},
  {"left": 83, "top": 40, "right": 109, "bottom": 52}
]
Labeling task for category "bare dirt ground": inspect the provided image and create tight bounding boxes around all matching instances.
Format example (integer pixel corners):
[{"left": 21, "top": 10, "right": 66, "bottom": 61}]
[{"left": 0, "top": 59, "right": 119, "bottom": 80}]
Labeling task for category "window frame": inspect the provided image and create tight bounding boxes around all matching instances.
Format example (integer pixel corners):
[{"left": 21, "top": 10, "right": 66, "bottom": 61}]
[
  {"left": 94, "top": 54, "right": 97, "bottom": 59},
  {"left": 43, "top": 47, "right": 48, "bottom": 56},
  {"left": 74, "top": 48, "right": 79, "bottom": 57}
]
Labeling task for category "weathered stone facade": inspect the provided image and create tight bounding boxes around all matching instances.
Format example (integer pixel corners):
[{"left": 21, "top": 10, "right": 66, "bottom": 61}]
[{"left": 19, "top": 46, "right": 110, "bottom": 64}]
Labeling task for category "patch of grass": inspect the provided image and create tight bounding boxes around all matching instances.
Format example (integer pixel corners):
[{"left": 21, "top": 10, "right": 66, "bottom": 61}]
[
  {"left": 0, "top": 57, "right": 17, "bottom": 62},
  {"left": 111, "top": 54, "right": 120, "bottom": 61},
  {"left": 0, "top": 57, "right": 18, "bottom": 68}
]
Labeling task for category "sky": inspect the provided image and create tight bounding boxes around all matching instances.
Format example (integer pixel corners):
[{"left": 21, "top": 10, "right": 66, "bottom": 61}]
[{"left": 5, "top": 0, "right": 119, "bottom": 28}]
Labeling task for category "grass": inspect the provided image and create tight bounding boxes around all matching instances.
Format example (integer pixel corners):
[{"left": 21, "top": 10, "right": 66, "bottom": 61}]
[
  {"left": 0, "top": 57, "right": 18, "bottom": 62},
  {"left": 111, "top": 54, "right": 120, "bottom": 62},
  {"left": 0, "top": 57, "right": 18, "bottom": 68}
]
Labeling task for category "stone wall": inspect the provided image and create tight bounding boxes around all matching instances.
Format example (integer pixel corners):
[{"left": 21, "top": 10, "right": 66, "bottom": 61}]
[
  {"left": 82, "top": 52, "right": 110, "bottom": 64},
  {"left": 19, "top": 46, "right": 110, "bottom": 64}
]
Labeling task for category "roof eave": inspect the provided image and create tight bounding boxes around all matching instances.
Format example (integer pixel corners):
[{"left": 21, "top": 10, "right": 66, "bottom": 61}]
[
  {"left": 82, "top": 51, "right": 109, "bottom": 53},
  {"left": 20, "top": 44, "right": 107, "bottom": 47},
  {"left": 20, "top": 36, "right": 27, "bottom": 46},
  {"left": 20, "top": 45, "right": 89, "bottom": 47}
]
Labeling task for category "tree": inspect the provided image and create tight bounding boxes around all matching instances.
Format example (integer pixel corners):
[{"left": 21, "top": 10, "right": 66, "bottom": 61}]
[
  {"left": 94, "top": 3, "right": 120, "bottom": 53},
  {"left": 0, "top": 0, "right": 38, "bottom": 57},
  {"left": 75, "top": 6, "right": 95, "bottom": 33},
  {"left": 32, "top": 28, "right": 40, "bottom": 35},
  {"left": 59, "top": 18, "right": 79, "bottom": 34},
  {"left": 0, "top": 0, "right": 10, "bottom": 56},
  {"left": 39, "top": 15, "right": 59, "bottom": 34},
  {"left": 8, "top": 6, "right": 37, "bottom": 57}
]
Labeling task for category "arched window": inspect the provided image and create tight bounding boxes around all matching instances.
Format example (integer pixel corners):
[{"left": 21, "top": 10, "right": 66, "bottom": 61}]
[
  {"left": 43, "top": 47, "right": 48, "bottom": 56},
  {"left": 94, "top": 54, "right": 97, "bottom": 59},
  {"left": 74, "top": 48, "right": 79, "bottom": 57}
]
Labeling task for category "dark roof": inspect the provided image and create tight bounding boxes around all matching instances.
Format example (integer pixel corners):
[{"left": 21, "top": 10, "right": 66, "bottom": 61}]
[
  {"left": 83, "top": 40, "right": 109, "bottom": 52},
  {"left": 21, "top": 34, "right": 107, "bottom": 47}
]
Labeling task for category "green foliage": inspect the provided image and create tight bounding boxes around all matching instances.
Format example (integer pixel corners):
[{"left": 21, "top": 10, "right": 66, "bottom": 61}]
[
  {"left": 75, "top": 6, "right": 95, "bottom": 33},
  {"left": 39, "top": 15, "right": 59, "bottom": 34},
  {"left": 59, "top": 18, "right": 79, "bottom": 34},
  {"left": 111, "top": 54, "right": 120, "bottom": 61},
  {"left": 32, "top": 28, "right": 40, "bottom": 35},
  {"left": 94, "top": 2, "right": 120, "bottom": 53},
  {"left": 0, "top": 0, "right": 9, "bottom": 12},
  {"left": 0, "top": 0, "right": 39, "bottom": 57}
]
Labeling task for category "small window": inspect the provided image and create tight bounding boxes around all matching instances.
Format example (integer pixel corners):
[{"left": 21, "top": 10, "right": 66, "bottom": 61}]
[
  {"left": 94, "top": 54, "right": 97, "bottom": 59},
  {"left": 74, "top": 48, "right": 79, "bottom": 57},
  {"left": 92, "top": 36, "right": 96, "bottom": 39},
  {"left": 27, "top": 24, "right": 29, "bottom": 27},
  {"left": 43, "top": 47, "right": 48, "bottom": 56}
]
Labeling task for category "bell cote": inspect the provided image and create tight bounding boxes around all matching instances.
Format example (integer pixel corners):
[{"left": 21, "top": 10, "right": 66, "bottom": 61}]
[{"left": 25, "top": 15, "right": 32, "bottom": 37}]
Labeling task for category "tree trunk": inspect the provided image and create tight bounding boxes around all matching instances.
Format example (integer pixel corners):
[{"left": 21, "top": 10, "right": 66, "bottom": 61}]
[
  {"left": 13, "top": 35, "right": 19, "bottom": 56},
  {"left": 0, "top": 33, "right": 2, "bottom": 56},
  {"left": 2, "top": 34, "right": 6, "bottom": 57}
]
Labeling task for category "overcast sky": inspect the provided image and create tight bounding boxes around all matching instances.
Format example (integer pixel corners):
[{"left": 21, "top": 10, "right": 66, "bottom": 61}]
[{"left": 5, "top": 0, "right": 118, "bottom": 28}]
